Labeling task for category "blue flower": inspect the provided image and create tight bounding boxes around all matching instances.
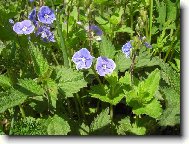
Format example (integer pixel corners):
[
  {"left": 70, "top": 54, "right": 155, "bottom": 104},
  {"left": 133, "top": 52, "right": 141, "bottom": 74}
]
[
  {"left": 28, "top": 8, "right": 38, "bottom": 26},
  {"left": 72, "top": 48, "right": 93, "bottom": 70},
  {"left": 122, "top": 41, "right": 132, "bottom": 58},
  {"left": 37, "top": 6, "right": 56, "bottom": 24},
  {"left": 29, "top": 0, "right": 35, "bottom": 2},
  {"left": 13, "top": 20, "right": 35, "bottom": 35},
  {"left": 144, "top": 42, "right": 152, "bottom": 48},
  {"left": 86, "top": 24, "right": 103, "bottom": 36},
  {"left": 96, "top": 56, "right": 116, "bottom": 76},
  {"left": 36, "top": 25, "right": 55, "bottom": 42}
]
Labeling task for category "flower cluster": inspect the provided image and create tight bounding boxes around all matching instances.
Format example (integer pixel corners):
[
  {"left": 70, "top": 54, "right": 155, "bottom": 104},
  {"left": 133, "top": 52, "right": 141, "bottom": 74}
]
[
  {"left": 72, "top": 48, "right": 116, "bottom": 76},
  {"left": 13, "top": 6, "right": 56, "bottom": 42},
  {"left": 122, "top": 36, "right": 152, "bottom": 58},
  {"left": 122, "top": 41, "right": 132, "bottom": 58}
]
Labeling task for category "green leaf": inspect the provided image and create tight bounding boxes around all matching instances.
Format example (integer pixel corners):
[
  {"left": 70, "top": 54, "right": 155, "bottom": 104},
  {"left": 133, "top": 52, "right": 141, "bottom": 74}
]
[
  {"left": 117, "top": 117, "right": 146, "bottom": 135},
  {"left": 90, "top": 108, "right": 111, "bottom": 134},
  {"left": 94, "top": 0, "right": 108, "bottom": 4},
  {"left": 133, "top": 99, "right": 162, "bottom": 119},
  {"left": 55, "top": 66, "right": 87, "bottom": 98},
  {"left": 155, "top": 0, "right": 166, "bottom": 25},
  {"left": 29, "top": 96, "right": 48, "bottom": 113},
  {"left": 126, "top": 69, "right": 161, "bottom": 106},
  {"left": 0, "top": 74, "right": 12, "bottom": 89},
  {"left": 11, "top": 117, "right": 47, "bottom": 135},
  {"left": 46, "top": 78, "right": 58, "bottom": 108},
  {"left": 159, "top": 88, "right": 180, "bottom": 126},
  {"left": 47, "top": 115, "right": 71, "bottom": 135},
  {"left": 105, "top": 72, "right": 118, "bottom": 87},
  {"left": 0, "top": 89, "right": 27, "bottom": 113},
  {"left": 156, "top": 57, "right": 180, "bottom": 92},
  {"left": 30, "top": 45, "right": 49, "bottom": 77},
  {"left": 140, "top": 69, "right": 160, "bottom": 100},
  {"left": 17, "top": 78, "right": 44, "bottom": 96},
  {"left": 119, "top": 71, "right": 131, "bottom": 85},
  {"left": 115, "top": 52, "right": 132, "bottom": 72},
  {"left": 116, "top": 26, "right": 134, "bottom": 34},
  {"left": 125, "top": 69, "right": 162, "bottom": 119},
  {"left": 166, "top": 1, "right": 177, "bottom": 22},
  {"left": 79, "top": 123, "right": 90, "bottom": 135},
  {"left": 135, "top": 49, "right": 160, "bottom": 69},
  {"left": 99, "top": 36, "right": 116, "bottom": 59},
  {"left": 90, "top": 85, "right": 124, "bottom": 105},
  {"left": 95, "top": 16, "right": 108, "bottom": 25}
]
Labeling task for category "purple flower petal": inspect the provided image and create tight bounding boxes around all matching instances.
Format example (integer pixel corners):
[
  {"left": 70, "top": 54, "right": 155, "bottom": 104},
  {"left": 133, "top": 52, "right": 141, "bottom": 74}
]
[
  {"left": 36, "top": 25, "right": 55, "bottom": 42},
  {"left": 37, "top": 6, "right": 56, "bottom": 24},
  {"left": 28, "top": 8, "right": 38, "bottom": 26},
  {"left": 122, "top": 41, "right": 132, "bottom": 58},
  {"left": 72, "top": 48, "right": 93, "bottom": 70},
  {"left": 13, "top": 20, "right": 35, "bottom": 35},
  {"left": 96, "top": 56, "right": 116, "bottom": 76},
  {"left": 86, "top": 24, "right": 103, "bottom": 36},
  {"left": 13, "top": 22, "right": 24, "bottom": 34}
]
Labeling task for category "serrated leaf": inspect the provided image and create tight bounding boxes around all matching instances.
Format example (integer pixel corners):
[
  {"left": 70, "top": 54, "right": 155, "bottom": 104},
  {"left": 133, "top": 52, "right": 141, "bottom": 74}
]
[
  {"left": 133, "top": 99, "right": 162, "bottom": 119},
  {"left": 0, "top": 90, "right": 27, "bottom": 113},
  {"left": 47, "top": 115, "right": 71, "bottom": 135},
  {"left": 30, "top": 45, "right": 49, "bottom": 77},
  {"left": 79, "top": 123, "right": 89, "bottom": 135},
  {"left": 159, "top": 88, "right": 180, "bottom": 126},
  {"left": 166, "top": 1, "right": 177, "bottom": 22},
  {"left": 135, "top": 49, "right": 160, "bottom": 69},
  {"left": 115, "top": 52, "right": 132, "bottom": 72},
  {"left": 90, "top": 108, "right": 111, "bottom": 134},
  {"left": 155, "top": 0, "right": 166, "bottom": 25},
  {"left": 0, "top": 74, "right": 12, "bottom": 89},
  {"left": 119, "top": 71, "right": 131, "bottom": 85},
  {"left": 99, "top": 36, "right": 116, "bottom": 59},
  {"left": 126, "top": 69, "right": 161, "bottom": 106},
  {"left": 117, "top": 117, "right": 146, "bottom": 135},
  {"left": 54, "top": 66, "right": 87, "bottom": 98},
  {"left": 140, "top": 69, "right": 160, "bottom": 100},
  {"left": 17, "top": 78, "right": 44, "bottom": 96},
  {"left": 90, "top": 85, "right": 124, "bottom": 105},
  {"left": 105, "top": 72, "right": 118, "bottom": 87}
]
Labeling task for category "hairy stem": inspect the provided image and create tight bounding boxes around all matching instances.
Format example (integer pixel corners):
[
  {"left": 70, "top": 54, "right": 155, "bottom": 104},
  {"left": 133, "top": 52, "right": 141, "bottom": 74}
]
[{"left": 149, "top": 0, "right": 153, "bottom": 42}]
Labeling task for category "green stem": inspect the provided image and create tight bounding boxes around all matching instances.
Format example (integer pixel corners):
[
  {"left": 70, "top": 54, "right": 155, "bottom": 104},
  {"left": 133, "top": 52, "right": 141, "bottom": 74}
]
[
  {"left": 110, "top": 104, "right": 113, "bottom": 122},
  {"left": 74, "top": 95, "right": 80, "bottom": 120},
  {"left": 67, "top": 99, "right": 72, "bottom": 118},
  {"left": 149, "top": 0, "right": 153, "bottom": 42},
  {"left": 19, "top": 105, "right": 26, "bottom": 119},
  {"left": 50, "top": 0, "right": 69, "bottom": 68},
  {"left": 9, "top": 117, "right": 14, "bottom": 135},
  {"left": 51, "top": 51, "right": 59, "bottom": 66},
  {"left": 92, "top": 66, "right": 103, "bottom": 86},
  {"left": 76, "top": 93, "right": 86, "bottom": 120},
  {"left": 130, "top": 0, "right": 133, "bottom": 39}
]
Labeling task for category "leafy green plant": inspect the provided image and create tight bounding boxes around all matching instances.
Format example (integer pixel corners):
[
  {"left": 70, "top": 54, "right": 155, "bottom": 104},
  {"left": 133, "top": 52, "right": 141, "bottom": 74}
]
[{"left": 0, "top": 0, "right": 180, "bottom": 135}]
